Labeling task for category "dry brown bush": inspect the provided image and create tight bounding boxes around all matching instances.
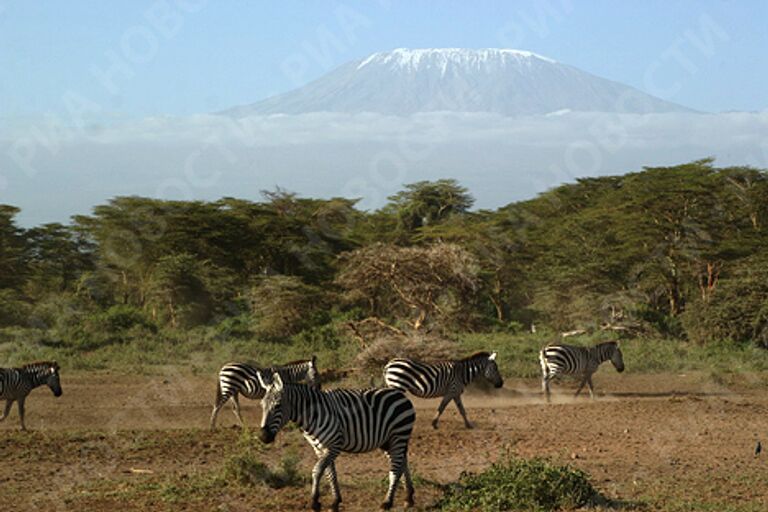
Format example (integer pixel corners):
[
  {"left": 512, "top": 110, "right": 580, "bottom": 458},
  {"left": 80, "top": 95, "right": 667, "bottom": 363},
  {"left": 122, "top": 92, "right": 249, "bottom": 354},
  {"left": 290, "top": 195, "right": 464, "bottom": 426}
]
[{"left": 354, "top": 332, "right": 459, "bottom": 377}]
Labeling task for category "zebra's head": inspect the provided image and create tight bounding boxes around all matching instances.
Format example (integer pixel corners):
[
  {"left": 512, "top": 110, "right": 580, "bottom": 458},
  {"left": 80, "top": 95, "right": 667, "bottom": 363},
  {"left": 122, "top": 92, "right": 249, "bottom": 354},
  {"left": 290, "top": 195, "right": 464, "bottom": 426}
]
[
  {"left": 45, "top": 362, "right": 62, "bottom": 397},
  {"left": 257, "top": 371, "right": 287, "bottom": 444},
  {"left": 609, "top": 343, "right": 625, "bottom": 373},
  {"left": 485, "top": 353, "right": 504, "bottom": 388},
  {"left": 306, "top": 355, "right": 320, "bottom": 390}
]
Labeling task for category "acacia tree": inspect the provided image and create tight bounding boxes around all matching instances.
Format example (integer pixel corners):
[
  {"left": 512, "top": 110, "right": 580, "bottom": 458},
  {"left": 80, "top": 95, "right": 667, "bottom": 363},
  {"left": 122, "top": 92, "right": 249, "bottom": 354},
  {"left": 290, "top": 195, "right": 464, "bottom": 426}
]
[
  {"left": 336, "top": 243, "right": 479, "bottom": 330},
  {"left": 385, "top": 179, "right": 474, "bottom": 236}
]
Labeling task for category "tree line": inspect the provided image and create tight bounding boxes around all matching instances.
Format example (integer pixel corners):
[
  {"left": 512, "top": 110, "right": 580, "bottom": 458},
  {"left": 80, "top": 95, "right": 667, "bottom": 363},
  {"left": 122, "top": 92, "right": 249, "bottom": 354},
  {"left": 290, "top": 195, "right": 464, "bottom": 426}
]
[{"left": 1, "top": 159, "right": 767, "bottom": 348}]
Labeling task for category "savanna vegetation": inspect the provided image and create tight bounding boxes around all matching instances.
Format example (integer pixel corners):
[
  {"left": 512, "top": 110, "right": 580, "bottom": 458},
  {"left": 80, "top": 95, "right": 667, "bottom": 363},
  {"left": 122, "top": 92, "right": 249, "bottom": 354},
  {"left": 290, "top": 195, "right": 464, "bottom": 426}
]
[{"left": 2, "top": 159, "right": 768, "bottom": 377}]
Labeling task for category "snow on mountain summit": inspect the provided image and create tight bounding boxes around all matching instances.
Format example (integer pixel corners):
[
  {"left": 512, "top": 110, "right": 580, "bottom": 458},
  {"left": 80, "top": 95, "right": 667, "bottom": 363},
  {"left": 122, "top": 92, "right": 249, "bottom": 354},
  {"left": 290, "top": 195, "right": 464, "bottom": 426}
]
[{"left": 224, "top": 48, "right": 691, "bottom": 117}]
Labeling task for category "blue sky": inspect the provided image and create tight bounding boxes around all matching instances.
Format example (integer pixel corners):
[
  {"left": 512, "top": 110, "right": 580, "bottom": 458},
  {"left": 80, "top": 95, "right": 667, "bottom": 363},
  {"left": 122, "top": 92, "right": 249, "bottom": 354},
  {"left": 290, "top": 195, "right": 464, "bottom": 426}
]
[{"left": 1, "top": 0, "right": 766, "bottom": 119}]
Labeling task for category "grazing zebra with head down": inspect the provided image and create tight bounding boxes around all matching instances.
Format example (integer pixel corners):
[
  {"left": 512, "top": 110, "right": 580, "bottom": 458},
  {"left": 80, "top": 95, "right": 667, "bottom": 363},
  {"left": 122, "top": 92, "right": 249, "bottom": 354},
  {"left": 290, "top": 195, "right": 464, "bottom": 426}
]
[
  {"left": 383, "top": 352, "right": 503, "bottom": 429},
  {"left": 539, "top": 341, "right": 624, "bottom": 402},
  {"left": 0, "top": 361, "right": 62, "bottom": 430},
  {"left": 209, "top": 356, "right": 319, "bottom": 430},
  {"left": 257, "top": 372, "right": 416, "bottom": 511}
]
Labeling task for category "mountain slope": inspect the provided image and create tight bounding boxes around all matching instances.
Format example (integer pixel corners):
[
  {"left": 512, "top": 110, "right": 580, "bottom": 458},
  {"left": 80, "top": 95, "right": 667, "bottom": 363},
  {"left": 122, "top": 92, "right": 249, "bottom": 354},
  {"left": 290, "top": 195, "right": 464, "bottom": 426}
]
[{"left": 224, "top": 48, "right": 692, "bottom": 117}]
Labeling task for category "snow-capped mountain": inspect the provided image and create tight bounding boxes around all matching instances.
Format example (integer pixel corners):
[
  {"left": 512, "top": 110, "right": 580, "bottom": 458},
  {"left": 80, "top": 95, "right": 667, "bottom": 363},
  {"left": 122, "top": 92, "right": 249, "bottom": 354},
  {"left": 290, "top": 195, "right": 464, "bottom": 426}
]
[{"left": 223, "top": 48, "right": 692, "bottom": 117}]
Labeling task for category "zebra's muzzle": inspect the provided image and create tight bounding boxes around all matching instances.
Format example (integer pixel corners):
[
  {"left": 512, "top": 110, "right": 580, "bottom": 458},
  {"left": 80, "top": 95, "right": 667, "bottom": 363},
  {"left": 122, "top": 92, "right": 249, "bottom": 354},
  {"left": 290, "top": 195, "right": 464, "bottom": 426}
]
[{"left": 259, "top": 428, "right": 276, "bottom": 444}]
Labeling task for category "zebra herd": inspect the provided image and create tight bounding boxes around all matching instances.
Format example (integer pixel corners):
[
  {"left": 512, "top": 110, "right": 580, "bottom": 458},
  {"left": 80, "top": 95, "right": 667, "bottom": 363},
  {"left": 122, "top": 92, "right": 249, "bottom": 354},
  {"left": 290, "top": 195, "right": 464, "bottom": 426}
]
[{"left": 0, "top": 341, "right": 625, "bottom": 510}]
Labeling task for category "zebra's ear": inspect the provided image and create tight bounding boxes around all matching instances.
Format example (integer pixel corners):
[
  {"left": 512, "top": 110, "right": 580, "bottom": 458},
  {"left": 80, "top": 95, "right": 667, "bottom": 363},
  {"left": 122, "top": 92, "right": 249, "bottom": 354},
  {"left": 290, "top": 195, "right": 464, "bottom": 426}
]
[
  {"left": 311, "top": 355, "right": 317, "bottom": 366},
  {"left": 489, "top": 352, "right": 497, "bottom": 361},
  {"left": 273, "top": 372, "right": 284, "bottom": 390},
  {"left": 256, "top": 371, "right": 270, "bottom": 390}
]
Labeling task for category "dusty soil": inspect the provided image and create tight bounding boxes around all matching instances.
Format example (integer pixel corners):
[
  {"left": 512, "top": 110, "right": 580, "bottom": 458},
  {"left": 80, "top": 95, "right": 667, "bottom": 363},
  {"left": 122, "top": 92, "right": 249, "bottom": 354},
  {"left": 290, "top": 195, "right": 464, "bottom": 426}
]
[{"left": 1, "top": 370, "right": 767, "bottom": 511}]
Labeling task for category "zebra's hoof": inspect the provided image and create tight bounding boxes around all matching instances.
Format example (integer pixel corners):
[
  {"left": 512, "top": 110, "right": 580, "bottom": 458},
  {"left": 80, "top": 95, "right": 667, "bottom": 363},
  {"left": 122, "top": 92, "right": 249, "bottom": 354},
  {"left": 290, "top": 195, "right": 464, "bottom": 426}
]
[
  {"left": 431, "top": 421, "right": 439, "bottom": 429},
  {"left": 311, "top": 499, "right": 321, "bottom": 511},
  {"left": 380, "top": 501, "right": 393, "bottom": 510},
  {"left": 464, "top": 422, "right": 475, "bottom": 429},
  {"left": 405, "top": 496, "right": 415, "bottom": 508}
]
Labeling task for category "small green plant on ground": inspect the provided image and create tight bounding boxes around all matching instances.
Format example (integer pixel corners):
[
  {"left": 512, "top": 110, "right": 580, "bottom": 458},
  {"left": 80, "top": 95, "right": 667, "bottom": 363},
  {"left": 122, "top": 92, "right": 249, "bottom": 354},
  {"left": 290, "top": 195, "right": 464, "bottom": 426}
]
[
  {"left": 435, "top": 455, "right": 598, "bottom": 511},
  {"left": 223, "top": 445, "right": 305, "bottom": 489}
]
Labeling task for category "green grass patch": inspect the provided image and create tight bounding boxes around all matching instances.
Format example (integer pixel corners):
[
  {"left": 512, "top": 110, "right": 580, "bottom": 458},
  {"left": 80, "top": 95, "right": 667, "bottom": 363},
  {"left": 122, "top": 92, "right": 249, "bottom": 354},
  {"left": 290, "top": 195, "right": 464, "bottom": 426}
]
[{"left": 435, "top": 455, "right": 598, "bottom": 511}]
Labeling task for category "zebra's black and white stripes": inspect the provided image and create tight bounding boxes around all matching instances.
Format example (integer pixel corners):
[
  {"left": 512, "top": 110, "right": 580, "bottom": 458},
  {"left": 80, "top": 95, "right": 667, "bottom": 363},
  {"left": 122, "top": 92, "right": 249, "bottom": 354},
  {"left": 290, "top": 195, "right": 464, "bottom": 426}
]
[
  {"left": 210, "top": 357, "right": 319, "bottom": 429},
  {"left": 539, "top": 341, "right": 625, "bottom": 402},
  {"left": 257, "top": 372, "right": 416, "bottom": 511},
  {"left": 0, "top": 361, "right": 62, "bottom": 430},
  {"left": 383, "top": 352, "right": 503, "bottom": 429}
]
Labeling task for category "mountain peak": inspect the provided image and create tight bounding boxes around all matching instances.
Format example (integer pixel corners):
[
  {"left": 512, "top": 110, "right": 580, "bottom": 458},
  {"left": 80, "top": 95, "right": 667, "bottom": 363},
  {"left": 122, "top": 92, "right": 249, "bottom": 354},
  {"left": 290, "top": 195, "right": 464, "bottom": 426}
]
[
  {"left": 223, "top": 47, "right": 692, "bottom": 117},
  {"left": 356, "top": 48, "right": 557, "bottom": 72}
]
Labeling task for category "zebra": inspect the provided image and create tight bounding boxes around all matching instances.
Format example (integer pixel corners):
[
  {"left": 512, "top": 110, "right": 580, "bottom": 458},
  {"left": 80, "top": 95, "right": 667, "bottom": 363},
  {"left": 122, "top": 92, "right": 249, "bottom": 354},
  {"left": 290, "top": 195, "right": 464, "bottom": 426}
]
[
  {"left": 383, "top": 351, "right": 503, "bottom": 430},
  {"left": 257, "top": 371, "right": 416, "bottom": 511},
  {"left": 0, "top": 361, "right": 62, "bottom": 430},
  {"left": 209, "top": 356, "right": 319, "bottom": 430},
  {"left": 539, "top": 341, "right": 625, "bottom": 402}
]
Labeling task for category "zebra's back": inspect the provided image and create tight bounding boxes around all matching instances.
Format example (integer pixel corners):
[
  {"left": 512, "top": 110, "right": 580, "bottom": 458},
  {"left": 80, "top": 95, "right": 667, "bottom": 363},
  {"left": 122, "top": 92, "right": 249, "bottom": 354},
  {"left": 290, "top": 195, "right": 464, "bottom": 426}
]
[
  {"left": 319, "top": 387, "right": 415, "bottom": 453},
  {"left": 383, "top": 358, "right": 449, "bottom": 399},
  {"left": 540, "top": 344, "right": 592, "bottom": 376},
  {"left": 218, "top": 362, "right": 263, "bottom": 398}
]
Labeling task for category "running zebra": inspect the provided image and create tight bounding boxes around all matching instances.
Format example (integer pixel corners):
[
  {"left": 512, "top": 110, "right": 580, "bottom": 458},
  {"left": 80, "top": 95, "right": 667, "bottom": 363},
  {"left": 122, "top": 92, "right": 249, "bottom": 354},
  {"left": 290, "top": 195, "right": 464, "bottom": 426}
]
[
  {"left": 0, "top": 361, "right": 62, "bottom": 430},
  {"left": 210, "top": 356, "right": 319, "bottom": 430},
  {"left": 257, "top": 372, "right": 416, "bottom": 511},
  {"left": 539, "top": 341, "right": 625, "bottom": 402},
  {"left": 383, "top": 352, "right": 503, "bottom": 429}
]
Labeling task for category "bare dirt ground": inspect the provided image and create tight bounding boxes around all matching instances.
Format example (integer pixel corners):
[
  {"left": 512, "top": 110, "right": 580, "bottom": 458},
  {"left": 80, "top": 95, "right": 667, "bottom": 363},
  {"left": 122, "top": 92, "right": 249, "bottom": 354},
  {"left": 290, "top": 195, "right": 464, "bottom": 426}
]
[{"left": 1, "top": 371, "right": 767, "bottom": 511}]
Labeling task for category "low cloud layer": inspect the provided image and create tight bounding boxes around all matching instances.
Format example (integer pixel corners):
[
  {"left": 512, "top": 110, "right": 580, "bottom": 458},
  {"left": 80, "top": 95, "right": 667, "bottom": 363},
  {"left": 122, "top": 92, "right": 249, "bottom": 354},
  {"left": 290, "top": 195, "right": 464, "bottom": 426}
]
[{"left": 1, "top": 111, "right": 767, "bottom": 226}]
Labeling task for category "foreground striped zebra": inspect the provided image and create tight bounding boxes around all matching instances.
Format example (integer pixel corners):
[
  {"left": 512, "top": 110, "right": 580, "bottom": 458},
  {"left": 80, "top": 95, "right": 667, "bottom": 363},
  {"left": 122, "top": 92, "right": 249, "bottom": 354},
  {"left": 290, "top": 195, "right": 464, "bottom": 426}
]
[
  {"left": 383, "top": 352, "right": 503, "bottom": 429},
  {"left": 257, "top": 372, "right": 416, "bottom": 511},
  {"left": 0, "top": 361, "right": 62, "bottom": 430},
  {"left": 539, "top": 341, "right": 625, "bottom": 402},
  {"left": 209, "top": 356, "right": 319, "bottom": 430}
]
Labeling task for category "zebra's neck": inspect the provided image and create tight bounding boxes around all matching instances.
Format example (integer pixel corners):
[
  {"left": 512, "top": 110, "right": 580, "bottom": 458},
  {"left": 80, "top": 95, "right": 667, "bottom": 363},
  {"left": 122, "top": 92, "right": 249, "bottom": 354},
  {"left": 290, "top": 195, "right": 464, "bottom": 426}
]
[
  {"left": 20, "top": 366, "right": 50, "bottom": 388},
  {"left": 284, "top": 384, "right": 326, "bottom": 431},
  {"left": 592, "top": 343, "right": 615, "bottom": 363},
  {"left": 458, "top": 358, "right": 485, "bottom": 385}
]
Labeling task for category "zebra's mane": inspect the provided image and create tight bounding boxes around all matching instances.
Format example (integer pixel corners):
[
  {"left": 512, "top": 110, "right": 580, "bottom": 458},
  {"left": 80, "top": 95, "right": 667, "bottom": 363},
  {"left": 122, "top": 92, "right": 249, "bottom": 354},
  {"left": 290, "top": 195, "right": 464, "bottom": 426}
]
[
  {"left": 19, "top": 361, "right": 59, "bottom": 372},
  {"left": 460, "top": 351, "right": 491, "bottom": 362},
  {"left": 280, "top": 358, "right": 312, "bottom": 366}
]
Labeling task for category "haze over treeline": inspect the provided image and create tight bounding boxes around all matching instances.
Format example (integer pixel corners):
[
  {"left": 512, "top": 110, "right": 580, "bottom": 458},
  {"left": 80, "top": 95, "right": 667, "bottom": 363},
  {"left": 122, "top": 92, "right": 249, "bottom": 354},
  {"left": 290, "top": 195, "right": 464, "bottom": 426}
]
[{"left": 1, "top": 159, "right": 766, "bottom": 349}]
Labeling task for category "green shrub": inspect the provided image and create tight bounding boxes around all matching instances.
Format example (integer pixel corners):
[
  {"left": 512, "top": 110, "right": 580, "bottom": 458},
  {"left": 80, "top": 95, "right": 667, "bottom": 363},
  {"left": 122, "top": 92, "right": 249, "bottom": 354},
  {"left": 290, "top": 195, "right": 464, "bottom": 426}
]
[
  {"left": 223, "top": 449, "right": 304, "bottom": 489},
  {"left": 436, "top": 456, "right": 598, "bottom": 511}
]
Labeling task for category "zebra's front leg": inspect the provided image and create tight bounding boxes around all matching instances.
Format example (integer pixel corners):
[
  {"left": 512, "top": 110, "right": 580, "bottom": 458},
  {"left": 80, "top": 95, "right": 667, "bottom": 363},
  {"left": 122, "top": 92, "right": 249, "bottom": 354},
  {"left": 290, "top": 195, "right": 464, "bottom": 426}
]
[
  {"left": 0, "top": 400, "right": 12, "bottom": 421},
  {"left": 310, "top": 450, "right": 337, "bottom": 512},
  {"left": 574, "top": 375, "right": 588, "bottom": 398},
  {"left": 587, "top": 375, "right": 595, "bottom": 399},
  {"left": 326, "top": 461, "right": 342, "bottom": 512},
  {"left": 453, "top": 395, "right": 475, "bottom": 429},
  {"left": 431, "top": 395, "right": 451, "bottom": 429},
  {"left": 382, "top": 445, "right": 408, "bottom": 510},
  {"left": 17, "top": 398, "right": 26, "bottom": 431}
]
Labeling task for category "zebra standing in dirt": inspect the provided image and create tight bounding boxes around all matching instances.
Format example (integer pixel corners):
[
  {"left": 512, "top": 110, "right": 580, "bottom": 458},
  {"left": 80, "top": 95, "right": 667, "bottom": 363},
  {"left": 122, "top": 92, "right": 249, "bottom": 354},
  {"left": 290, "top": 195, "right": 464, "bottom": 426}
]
[
  {"left": 257, "top": 371, "right": 416, "bottom": 511},
  {"left": 210, "top": 356, "right": 319, "bottom": 429},
  {"left": 539, "top": 341, "right": 625, "bottom": 402},
  {"left": 383, "top": 352, "right": 503, "bottom": 429},
  {"left": 0, "top": 361, "right": 62, "bottom": 430}
]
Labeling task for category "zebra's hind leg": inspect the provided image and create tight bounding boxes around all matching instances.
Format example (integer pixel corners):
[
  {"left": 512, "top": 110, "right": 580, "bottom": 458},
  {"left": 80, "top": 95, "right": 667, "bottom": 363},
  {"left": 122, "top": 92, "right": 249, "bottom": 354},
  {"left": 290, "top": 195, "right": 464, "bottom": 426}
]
[
  {"left": 326, "top": 461, "right": 342, "bottom": 512},
  {"left": 431, "top": 396, "right": 452, "bottom": 429},
  {"left": 381, "top": 445, "right": 408, "bottom": 510},
  {"left": 0, "top": 400, "right": 12, "bottom": 421},
  {"left": 543, "top": 376, "right": 552, "bottom": 403},
  {"left": 402, "top": 455, "right": 415, "bottom": 508},
  {"left": 231, "top": 394, "right": 245, "bottom": 426},
  {"left": 209, "top": 391, "right": 228, "bottom": 430},
  {"left": 454, "top": 396, "right": 475, "bottom": 429}
]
